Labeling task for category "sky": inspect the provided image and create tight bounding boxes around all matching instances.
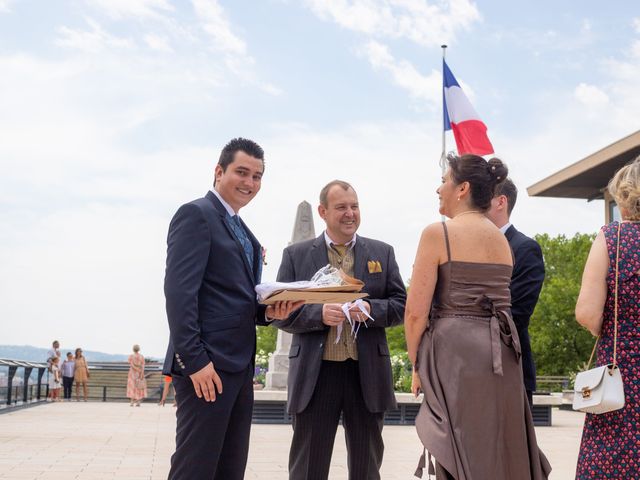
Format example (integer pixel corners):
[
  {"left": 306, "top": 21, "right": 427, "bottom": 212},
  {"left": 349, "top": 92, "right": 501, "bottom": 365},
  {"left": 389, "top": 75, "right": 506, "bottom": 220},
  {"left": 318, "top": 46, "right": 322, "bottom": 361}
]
[{"left": 1, "top": 0, "right": 639, "bottom": 358}]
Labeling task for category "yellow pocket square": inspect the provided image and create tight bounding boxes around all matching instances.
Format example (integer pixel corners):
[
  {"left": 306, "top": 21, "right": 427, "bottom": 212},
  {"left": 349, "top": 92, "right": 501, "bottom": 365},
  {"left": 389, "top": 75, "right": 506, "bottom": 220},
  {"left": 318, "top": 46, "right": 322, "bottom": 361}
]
[{"left": 367, "top": 260, "right": 382, "bottom": 274}]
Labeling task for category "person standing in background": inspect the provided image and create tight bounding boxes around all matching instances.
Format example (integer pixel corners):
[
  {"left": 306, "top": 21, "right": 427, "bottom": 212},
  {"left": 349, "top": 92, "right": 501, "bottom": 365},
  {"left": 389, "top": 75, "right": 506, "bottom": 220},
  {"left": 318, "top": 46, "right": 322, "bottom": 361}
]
[
  {"left": 49, "top": 356, "right": 62, "bottom": 401},
  {"left": 74, "top": 348, "right": 90, "bottom": 401},
  {"left": 158, "top": 375, "right": 176, "bottom": 407},
  {"left": 486, "top": 178, "right": 545, "bottom": 408},
  {"left": 61, "top": 352, "right": 75, "bottom": 401},
  {"left": 127, "top": 344, "right": 147, "bottom": 407},
  {"left": 46, "top": 340, "right": 61, "bottom": 370}
]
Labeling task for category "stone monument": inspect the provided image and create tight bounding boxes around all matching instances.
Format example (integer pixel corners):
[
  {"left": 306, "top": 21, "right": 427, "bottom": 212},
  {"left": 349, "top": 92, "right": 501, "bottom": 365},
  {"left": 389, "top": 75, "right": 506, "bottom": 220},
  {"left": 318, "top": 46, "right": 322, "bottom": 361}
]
[{"left": 265, "top": 200, "right": 315, "bottom": 390}]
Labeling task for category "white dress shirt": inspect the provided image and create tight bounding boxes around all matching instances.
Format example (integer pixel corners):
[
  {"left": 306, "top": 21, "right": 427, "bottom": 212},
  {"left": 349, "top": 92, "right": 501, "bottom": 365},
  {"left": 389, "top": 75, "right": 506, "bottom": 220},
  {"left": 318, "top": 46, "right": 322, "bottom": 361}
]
[
  {"left": 323, "top": 231, "right": 357, "bottom": 250},
  {"left": 210, "top": 188, "right": 237, "bottom": 216},
  {"left": 499, "top": 222, "right": 512, "bottom": 235}
]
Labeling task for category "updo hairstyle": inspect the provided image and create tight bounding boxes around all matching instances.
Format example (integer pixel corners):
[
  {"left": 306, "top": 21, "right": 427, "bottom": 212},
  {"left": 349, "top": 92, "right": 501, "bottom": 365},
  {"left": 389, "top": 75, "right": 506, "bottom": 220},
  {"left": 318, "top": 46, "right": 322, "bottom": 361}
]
[
  {"left": 607, "top": 156, "right": 640, "bottom": 221},
  {"left": 133, "top": 344, "right": 141, "bottom": 353},
  {"left": 447, "top": 153, "right": 508, "bottom": 211}
]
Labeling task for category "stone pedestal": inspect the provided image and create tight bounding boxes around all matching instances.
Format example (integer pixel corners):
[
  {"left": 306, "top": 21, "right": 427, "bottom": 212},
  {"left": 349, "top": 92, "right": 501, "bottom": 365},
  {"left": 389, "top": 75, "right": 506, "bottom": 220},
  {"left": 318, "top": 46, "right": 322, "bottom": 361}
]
[
  {"left": 265, "top": 201, "right": 315, "bottom": 390},
  {"left": 265, "top": 325, "right": 293, "bottom": 389}
]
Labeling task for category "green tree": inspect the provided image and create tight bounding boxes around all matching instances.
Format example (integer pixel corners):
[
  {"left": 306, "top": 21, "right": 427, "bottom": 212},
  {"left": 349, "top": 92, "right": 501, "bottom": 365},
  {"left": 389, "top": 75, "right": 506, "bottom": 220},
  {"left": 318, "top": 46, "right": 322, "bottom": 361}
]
[
  {"left": 386, "top": 325, "right": 407, "bottom": 353},
  {"left": 530, "top": 232, "right": 597, "bottom": 377},
  {"left": 256, "top": 325, "right": 277, "bottom": 354}
]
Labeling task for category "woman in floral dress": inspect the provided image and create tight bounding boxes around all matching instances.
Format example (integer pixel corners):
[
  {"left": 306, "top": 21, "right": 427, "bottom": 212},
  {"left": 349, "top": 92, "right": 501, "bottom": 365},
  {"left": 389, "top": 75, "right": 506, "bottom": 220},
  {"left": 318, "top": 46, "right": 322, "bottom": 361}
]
[
  {"left": 575, "top": 157, "right": 640, "bottom": 478},
  {"left": 127, "top": 344, "right": 147, "bottom": 406}
]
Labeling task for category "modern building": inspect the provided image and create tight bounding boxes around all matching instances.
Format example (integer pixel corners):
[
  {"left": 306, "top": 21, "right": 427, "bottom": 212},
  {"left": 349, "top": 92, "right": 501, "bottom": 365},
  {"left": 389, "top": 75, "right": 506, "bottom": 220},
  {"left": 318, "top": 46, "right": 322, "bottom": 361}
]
[{"left": 527, "top": 129, "right": 640, "bottom": 222}]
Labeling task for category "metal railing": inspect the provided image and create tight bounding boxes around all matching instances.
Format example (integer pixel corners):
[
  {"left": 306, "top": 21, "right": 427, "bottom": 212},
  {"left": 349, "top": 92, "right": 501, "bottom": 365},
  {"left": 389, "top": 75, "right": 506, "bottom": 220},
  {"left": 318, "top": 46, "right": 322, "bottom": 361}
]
[
  {"left": 535, "top": 375, "right": 571, "bottom": 392},
  {"left": 0, "top": 359, "right": 173, "bottom": 409},
  {"left": 0, "top": 358, "right": 49, "bottom": 408}
]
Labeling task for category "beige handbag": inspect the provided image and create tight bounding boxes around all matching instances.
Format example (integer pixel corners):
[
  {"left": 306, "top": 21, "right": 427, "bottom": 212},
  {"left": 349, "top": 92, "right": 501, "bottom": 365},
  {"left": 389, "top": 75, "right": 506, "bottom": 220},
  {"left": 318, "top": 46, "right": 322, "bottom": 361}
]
[{"left": 573, "top": 224, "right": 625, "bottom": 414}]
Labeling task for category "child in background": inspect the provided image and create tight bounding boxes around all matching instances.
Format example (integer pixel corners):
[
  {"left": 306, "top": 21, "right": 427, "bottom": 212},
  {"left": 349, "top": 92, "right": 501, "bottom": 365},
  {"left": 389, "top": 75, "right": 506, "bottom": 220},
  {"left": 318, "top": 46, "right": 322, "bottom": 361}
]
[{"left": 49, "top": 356, "right": 62, "bottom": 401}]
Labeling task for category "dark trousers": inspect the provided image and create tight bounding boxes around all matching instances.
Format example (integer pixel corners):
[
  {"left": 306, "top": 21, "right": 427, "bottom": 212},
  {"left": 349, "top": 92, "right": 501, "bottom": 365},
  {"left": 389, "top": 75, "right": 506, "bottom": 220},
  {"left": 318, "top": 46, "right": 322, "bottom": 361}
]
[
  {"left": 289, "top": 360, "right": 384, "bottom": 480},
  {"left": 62, "top": 376, "right": 74, "bottom": 399},
  {"left": 168, "top": 365, "right": 254, "bottom": 480}
]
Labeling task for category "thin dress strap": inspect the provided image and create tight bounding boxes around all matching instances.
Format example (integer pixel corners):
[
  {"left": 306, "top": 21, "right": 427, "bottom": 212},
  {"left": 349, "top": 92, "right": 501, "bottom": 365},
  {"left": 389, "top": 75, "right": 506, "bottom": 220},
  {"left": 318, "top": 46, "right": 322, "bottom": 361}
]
[{"left": 441, "top": 221, "right": 452, "bottom": 262}]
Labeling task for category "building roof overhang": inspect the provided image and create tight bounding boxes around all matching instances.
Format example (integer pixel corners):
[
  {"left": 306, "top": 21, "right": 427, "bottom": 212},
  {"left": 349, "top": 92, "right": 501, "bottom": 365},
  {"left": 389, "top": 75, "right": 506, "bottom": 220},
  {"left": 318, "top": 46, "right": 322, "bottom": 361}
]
[{"left": 527, "top": 130, "right": 640, "bottom": 200}]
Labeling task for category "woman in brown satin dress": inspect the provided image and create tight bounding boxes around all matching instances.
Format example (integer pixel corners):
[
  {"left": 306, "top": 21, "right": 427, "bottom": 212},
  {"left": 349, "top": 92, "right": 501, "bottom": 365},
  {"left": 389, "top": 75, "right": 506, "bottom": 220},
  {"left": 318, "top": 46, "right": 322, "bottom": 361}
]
[{"left": 405, "top": 154, "right": 551, "bottom": 480}]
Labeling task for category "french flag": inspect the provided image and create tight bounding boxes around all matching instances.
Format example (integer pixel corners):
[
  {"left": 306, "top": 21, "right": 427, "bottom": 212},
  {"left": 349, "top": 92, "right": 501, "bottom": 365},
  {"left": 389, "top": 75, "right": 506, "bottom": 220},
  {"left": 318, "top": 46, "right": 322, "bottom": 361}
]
[{"left": 443, "top": 60, "right": 494, "bottom": 156}]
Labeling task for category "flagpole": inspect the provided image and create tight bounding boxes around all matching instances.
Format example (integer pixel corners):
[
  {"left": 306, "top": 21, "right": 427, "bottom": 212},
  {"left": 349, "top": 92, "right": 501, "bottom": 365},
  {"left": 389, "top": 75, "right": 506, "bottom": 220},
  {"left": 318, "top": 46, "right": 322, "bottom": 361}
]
[
  {"left": 440, "top": 44, "right": 447, "bottom": 176},
  {"left": 440, "top": 45, "right": 447, "bottom": 222}
]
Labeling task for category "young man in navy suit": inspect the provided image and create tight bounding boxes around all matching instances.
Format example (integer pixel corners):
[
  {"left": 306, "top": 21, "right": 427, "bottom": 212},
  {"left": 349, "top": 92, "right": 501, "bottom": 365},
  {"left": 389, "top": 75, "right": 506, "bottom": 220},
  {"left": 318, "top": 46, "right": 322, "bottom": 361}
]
[
  {"left": 487, "top": 178, "right": 545, "bottom": 408},
  {"left": 163, "top": 138, "right": 300, "bottom": 479}
]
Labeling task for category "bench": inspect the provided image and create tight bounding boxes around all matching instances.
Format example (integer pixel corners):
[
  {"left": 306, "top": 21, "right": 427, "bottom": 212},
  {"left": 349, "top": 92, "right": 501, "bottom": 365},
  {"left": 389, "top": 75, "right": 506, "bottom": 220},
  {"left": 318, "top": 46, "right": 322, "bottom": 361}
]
[{"left": 252, "top": 390, "right": 562, "bottom": 426}]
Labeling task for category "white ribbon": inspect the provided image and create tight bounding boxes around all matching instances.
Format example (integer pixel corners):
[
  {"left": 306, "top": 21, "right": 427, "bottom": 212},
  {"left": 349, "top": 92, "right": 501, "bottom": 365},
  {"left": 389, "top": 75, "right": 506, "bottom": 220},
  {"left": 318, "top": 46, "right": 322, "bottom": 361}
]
[{"left": 335, "top": 299, "right": 375, "bottom": 344}]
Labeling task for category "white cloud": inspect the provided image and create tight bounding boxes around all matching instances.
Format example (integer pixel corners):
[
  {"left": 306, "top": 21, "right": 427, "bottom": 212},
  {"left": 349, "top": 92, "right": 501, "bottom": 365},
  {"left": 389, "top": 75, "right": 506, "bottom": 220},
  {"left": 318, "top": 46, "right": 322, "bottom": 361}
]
[
  {"left": 305, "top": 1, "right": 481, "bottom": 105},
  {"left": 143, "top": 33, "right": 173, "bottom": 52},
  {"left": 56, "top": 18, "right": 134, "bottom": 53},
  {"left": 85, "top": 0, "right": 174, "bottom": 20},
  {"left": 189, "top": 0, "right": 283, "bottom": 95},
  {"left": 574, "top": 83, "right": 609, "bottom": 108},
  {"left": 360, "top": 40, "right": 440, "bottom": 105},
  {"left": 192, "top": 0, "right": 246, "bottom": 55},
  {"left": 633, "top": 17, "right": 640, "bottom": 34},
  {"left": 0, "top": 0, "right": 13, "bottom": 13},
  {"left": 306, "top": 0, "right": 481, "bottom": 46}
]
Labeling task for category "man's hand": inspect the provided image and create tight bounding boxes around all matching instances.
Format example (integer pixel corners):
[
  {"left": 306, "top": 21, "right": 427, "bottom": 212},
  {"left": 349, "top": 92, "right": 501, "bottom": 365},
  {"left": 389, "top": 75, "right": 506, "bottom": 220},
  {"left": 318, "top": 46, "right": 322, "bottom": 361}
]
[
  {"left": 322, "top": 303, "right": 346, "bottom": 326},
  {"left": 349, "top": 301, "right": 371, "bottom": 323},
  {"left": 189, "top": 362, "right": 223, "bottom": 402},
  {"left": 266, "top": 300, "right": 304, "bottom": 320}
]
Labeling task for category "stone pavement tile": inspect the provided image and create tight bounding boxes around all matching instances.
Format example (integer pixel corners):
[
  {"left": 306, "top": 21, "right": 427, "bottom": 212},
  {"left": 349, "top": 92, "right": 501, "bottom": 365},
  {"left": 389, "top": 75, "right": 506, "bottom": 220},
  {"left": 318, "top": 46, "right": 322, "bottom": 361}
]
[
  {"left": 0, "top": 402, "right": 586, "bottom": 480},
  {"left": 36, "top": 473, "right": 80, "bottom": 480},
  {"left": 74, "top": 475, "right": 116, "bottom": 480},
  {"left": 0, "top": 473, "right": 46, "bottom": 479}
]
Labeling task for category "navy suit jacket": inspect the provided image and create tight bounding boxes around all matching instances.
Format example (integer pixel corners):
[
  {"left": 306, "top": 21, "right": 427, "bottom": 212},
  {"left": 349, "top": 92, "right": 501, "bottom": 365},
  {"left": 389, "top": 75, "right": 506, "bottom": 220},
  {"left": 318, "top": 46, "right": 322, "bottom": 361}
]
[
  {"left": 163, "top": 191, "right": 266, "bottom": 376},
  {"left": 270, "top": 234, "right": 406, "bottom": 414},
  {"left": 505, "top": 225, "right": 545, "bottom": 392}
]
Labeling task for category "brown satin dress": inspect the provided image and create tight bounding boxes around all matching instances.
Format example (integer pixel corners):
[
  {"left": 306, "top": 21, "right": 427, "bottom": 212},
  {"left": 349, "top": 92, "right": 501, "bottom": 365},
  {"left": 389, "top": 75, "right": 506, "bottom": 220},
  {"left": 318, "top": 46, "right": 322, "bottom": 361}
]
[{"left": 414, "top": 223, "right": 551, "bottom": 479}]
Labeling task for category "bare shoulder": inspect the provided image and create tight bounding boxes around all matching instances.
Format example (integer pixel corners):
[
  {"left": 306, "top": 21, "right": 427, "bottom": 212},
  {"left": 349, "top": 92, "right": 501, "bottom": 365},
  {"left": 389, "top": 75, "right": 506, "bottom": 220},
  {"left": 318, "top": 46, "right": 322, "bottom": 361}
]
[
  {"left": 419, "top": 222, "right": 447, "bottom": 248},
  {"left": 413, "top": 222, "right": 447, "bottom": 264},
  {"left": 590, "top": 230, "right": 608, "bottom": 258}
]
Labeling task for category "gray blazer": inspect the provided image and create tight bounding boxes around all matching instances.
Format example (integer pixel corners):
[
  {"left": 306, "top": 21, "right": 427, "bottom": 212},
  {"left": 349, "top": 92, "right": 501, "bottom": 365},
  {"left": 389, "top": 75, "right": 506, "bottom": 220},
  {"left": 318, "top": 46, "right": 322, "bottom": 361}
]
[{"left": 271, "top": 234, "right": 406, "bottom": 414}]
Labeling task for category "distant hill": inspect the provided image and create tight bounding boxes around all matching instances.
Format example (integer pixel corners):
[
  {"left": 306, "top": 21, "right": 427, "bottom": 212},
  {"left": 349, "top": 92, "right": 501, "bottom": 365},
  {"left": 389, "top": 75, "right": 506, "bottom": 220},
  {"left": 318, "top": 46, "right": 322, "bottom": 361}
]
[{"left": 0, "top": 345, "right": 130, "bottom": 363}]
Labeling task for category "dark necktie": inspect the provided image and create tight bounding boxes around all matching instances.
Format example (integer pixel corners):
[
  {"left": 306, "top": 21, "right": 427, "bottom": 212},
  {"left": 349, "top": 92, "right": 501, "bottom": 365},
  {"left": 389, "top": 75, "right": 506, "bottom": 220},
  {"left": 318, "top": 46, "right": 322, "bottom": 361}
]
[{"left": 229, "top": 215, "right": 254, "bottom": 269}]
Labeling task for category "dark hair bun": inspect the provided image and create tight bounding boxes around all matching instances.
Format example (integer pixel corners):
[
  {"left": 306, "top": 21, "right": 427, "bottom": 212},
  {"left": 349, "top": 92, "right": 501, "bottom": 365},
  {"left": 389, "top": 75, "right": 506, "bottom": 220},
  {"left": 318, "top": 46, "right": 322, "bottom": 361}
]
[
  {"left": 487, "top": 157, "right": 508, "bottom": 184},
  {"left": 447, "top": 153, "right": 509, "bottom": 211}
]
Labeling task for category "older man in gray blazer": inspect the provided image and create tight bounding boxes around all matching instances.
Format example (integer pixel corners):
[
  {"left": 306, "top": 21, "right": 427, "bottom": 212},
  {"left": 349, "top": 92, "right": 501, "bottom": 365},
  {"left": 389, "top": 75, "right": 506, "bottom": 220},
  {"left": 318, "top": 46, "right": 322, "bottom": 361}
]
[{"left": 270, "top": 180, "right": 406, "bottom": 480}]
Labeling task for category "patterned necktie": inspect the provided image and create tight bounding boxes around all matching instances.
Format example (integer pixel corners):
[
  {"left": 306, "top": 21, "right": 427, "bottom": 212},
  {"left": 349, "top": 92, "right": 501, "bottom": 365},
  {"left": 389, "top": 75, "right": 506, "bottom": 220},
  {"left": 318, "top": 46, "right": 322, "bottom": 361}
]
[
  {"left": 331, "top": 244, "right": 348, "bottom": 257},
  {"left": 229, "top": 215, "right": 254, "bottom": 269}
]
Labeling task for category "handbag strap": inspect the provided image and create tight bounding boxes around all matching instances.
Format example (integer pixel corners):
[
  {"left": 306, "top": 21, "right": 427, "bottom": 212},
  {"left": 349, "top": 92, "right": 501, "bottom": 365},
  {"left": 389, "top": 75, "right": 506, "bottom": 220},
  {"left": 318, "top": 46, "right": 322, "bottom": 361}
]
[
  {"left": 586, "top": 222, "right": 622, "bottom": 369},
  {"left": 612, "top": 222, "right": 621, "bottom": 367}
]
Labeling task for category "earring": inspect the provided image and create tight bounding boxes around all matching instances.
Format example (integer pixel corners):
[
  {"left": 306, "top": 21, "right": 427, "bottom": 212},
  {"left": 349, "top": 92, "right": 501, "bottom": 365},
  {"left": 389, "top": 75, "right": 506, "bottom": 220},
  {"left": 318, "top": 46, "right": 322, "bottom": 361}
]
[{"left": 457, "top": 197, "right": 460, "bottom": 201}]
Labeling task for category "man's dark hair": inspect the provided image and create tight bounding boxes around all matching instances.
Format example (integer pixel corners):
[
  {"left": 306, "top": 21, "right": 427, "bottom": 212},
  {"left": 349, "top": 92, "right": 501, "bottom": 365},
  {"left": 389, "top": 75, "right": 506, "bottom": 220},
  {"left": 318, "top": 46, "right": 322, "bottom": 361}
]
[
  {"left": 319, "top": 180, "right": 355, "bottom": 207},
  {"left": 447, "top": 153, "right": 508, "bottom": 211},
  {"left": 214, "top": 138, "right": 264, "bottom": 186},
  {"left": 218, "top": 137, "right": 264, "bottom": 171},
  {"left": 494, "top": 178, "right": 518, "bottom": 216}
]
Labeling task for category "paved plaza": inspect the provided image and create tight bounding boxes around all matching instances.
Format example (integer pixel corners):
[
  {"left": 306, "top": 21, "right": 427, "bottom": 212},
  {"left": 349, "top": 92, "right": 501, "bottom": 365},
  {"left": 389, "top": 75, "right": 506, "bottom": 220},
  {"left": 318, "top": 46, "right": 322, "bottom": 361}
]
[{"left": 0, "top": 402, "right": 583, "bottom": 479}]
